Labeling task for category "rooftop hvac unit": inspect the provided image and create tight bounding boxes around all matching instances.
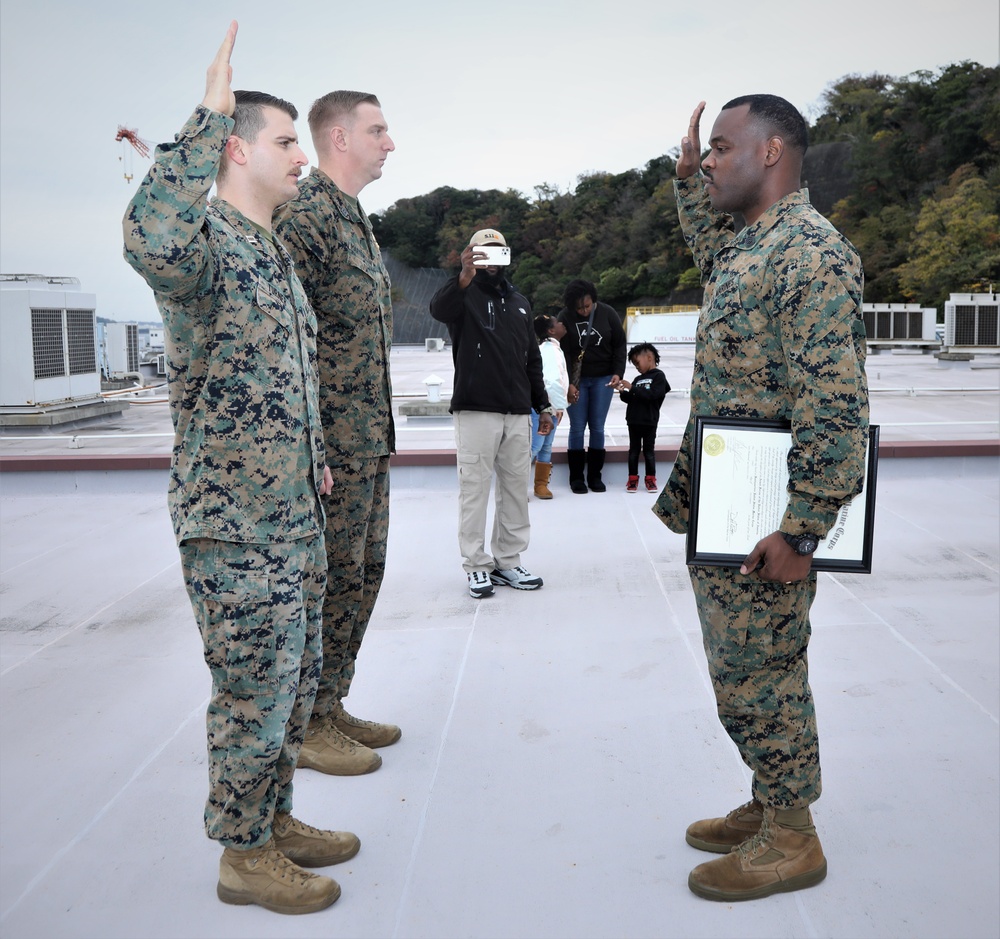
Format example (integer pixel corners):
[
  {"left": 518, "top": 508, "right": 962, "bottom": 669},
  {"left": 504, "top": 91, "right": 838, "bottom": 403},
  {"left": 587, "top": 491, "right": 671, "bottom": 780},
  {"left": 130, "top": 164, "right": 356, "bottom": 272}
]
[
  {"left": 944, "top": 293, "right": 999, "bottom": 350},
  {"left": 156, "top": 353, "right": 167, "bottom": 376},
  {"left": 105, "top": 322, "right": 140, "bottom": 378},
  {"left": 862, "top": 303, "right": 937, "bottom": 342},
  {"left": 0, "top": 275, "right": 101, "bottom": 407}
]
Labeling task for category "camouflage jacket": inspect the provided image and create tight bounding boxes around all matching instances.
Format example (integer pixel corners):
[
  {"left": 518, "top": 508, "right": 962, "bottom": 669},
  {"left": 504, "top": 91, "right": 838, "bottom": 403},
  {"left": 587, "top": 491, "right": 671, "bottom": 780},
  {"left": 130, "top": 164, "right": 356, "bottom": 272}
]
[
  {"left": 274, "top": 169, "right": 394, "bottom": 463},
  {"left": 123, "top": 106, "right": 326, "bottom": 545},
  {"left": 654, "top": 174, "right": 869, "bottom": 538}
]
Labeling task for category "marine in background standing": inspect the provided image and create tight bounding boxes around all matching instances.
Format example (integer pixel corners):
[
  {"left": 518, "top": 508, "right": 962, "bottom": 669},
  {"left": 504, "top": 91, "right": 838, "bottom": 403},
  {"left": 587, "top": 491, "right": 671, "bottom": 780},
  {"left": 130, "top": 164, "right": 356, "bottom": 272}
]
[{"left": 275, "top": 91, "right": 400, "bottom": 777}]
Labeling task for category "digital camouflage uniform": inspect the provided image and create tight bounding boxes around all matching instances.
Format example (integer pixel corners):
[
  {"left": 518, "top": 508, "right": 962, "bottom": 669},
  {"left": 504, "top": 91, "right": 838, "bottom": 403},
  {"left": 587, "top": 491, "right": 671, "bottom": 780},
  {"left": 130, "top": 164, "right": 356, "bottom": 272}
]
[
  {"left": 123, "top": 106, "right": 328, "bottom": 847},
  {"left": 274, "top": 170, "right": 394, "bottom": 718},
  {"left": 654, "top": 174, "right": 869, "bottom": 809}
]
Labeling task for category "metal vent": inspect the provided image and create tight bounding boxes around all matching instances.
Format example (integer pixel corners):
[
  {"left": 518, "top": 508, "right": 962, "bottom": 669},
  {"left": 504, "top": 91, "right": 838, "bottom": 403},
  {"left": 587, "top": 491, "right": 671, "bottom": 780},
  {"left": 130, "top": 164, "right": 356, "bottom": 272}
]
[
  {"left": 125, "top": 323, "right": 139, "bottom": 372},
  {"left": 976, "top": 305, "right": 998, "bottom": 345},
  {"left": 897, "top": 310, "right": 923, "bottom": 339},
  {"left": 66, "top": 309, "right": 97, "bottom": 375},
  {"left": 862, "top": 305, "right": 934, "bottom": 341},
  {"left": 31, "top": 308, "right": 65, "bottom": 379},
  {"left": 952, "top": 305, "right": 977, "bottom": 345}
]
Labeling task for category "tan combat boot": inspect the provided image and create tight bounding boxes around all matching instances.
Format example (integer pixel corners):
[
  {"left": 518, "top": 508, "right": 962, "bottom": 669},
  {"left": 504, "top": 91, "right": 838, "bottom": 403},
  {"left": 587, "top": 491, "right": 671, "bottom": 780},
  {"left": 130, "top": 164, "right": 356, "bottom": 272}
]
[
  {"left": 217, "top": 839, "right": 340, "bottom": 914},
  {"left": 272, "top": 813, "right": 361, "bottom": 867},
  {"left": 533, "top": 461, "right": 553, "bottom": 499},
  {"left": 686, "top": 798, "right": 764, "bottom": 853},
  {"left": 297, "top": 715, "right": 382, "bottom": 775},
  {"left": 330, "top": 703, "right": 402, "bottom": 748},
  {"left": 687, "top": 806, "right": 827, "bottom": 902}
]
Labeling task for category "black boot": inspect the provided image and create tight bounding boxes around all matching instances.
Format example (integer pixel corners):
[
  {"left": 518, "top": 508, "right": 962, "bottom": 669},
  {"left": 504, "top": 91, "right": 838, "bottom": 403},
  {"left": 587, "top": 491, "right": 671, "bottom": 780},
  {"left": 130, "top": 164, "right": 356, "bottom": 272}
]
[
  {"left": 567, "top": 449, "right": 589, "bottom": 494},
  {"left": 587, "top": 447, "right": 607, "bottom": 492}
]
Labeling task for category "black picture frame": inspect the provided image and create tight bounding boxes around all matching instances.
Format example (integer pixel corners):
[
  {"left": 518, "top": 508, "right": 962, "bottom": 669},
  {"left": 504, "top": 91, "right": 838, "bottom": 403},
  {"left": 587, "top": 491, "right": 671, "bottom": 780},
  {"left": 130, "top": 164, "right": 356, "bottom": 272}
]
[{"left": 687, "top": 415, "right": 880, "bottom": 573}]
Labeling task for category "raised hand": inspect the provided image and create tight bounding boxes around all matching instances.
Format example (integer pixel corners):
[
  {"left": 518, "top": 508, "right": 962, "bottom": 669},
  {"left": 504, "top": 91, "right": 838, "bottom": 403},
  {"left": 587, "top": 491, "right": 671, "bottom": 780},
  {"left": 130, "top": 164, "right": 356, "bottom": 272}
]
[
  {"left": 458, "top": 244, "right": 485, "bottom": 289},
  {"left": 202, "top": 20, "right": 238, "bottom": 117},
  {"left": 675, "top": 100, "right": 706, "bottom": 178}
]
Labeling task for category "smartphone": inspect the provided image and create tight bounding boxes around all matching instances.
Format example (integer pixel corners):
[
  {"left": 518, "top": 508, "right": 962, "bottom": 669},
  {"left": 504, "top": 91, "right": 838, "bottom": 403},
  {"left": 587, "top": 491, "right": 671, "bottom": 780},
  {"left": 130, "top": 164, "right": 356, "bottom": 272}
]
[{"left": 472, "top": 244, "right": 511, "bottom": 266}]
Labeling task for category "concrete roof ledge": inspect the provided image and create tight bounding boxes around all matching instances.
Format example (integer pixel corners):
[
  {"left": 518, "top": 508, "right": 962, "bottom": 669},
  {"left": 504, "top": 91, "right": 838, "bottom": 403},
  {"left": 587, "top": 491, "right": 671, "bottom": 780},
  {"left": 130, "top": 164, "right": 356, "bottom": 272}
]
[{"left": 1, "top": 438, "right": 998, "bottom": 474}]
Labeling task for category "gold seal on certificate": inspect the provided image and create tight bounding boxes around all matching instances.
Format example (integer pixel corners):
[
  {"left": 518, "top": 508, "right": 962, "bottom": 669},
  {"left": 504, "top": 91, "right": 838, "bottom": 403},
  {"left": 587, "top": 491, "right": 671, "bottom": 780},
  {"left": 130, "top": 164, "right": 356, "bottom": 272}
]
[{"left": 703, "top": 433, "right": 725, "bottom": 457}]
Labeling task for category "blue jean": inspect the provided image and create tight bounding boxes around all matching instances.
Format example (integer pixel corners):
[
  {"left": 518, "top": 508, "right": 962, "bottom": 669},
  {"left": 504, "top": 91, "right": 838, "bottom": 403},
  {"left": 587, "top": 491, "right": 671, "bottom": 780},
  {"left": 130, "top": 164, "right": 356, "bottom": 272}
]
[
  {"left": 530, "top": 410, "right": 562, "bottom": 463},
  {"left": 567, "top": 375, "right": 615, "bottom": 449}
]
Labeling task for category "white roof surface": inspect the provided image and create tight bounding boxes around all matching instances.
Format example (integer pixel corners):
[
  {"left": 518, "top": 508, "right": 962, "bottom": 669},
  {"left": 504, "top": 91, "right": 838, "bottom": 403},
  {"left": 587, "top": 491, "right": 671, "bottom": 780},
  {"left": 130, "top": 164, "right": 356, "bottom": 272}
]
[{"left": 1, "top": 346, "right": 998, "bottom": 938}]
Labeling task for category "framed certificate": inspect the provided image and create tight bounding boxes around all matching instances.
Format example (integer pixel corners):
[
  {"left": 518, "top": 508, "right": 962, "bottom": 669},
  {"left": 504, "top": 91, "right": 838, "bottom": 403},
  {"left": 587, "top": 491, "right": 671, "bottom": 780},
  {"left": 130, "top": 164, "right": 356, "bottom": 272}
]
[{"left": 687, "top": 415, "right": 879, "bottom": 573}]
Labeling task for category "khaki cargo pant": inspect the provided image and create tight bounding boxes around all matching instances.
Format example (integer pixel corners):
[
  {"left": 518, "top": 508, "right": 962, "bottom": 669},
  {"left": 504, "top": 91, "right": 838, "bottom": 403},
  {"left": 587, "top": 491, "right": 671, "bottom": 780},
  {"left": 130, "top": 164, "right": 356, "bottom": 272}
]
[{"left": 453, "top": 410, "right": 531, "bottom": 574}]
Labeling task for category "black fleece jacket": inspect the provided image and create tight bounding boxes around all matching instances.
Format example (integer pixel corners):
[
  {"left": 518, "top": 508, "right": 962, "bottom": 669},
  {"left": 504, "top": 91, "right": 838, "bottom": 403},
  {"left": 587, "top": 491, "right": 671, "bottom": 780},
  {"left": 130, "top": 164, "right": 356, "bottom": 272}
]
[{"left": 430, "top": 271, "right": 549, "bottom": 415}]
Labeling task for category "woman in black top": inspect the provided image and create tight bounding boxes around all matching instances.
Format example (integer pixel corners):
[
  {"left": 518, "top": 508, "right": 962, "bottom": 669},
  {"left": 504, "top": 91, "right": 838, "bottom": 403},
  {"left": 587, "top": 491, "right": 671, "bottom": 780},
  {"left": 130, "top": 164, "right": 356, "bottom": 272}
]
[{"left": 557, "top": 279, "right": 627, "bottom": 493}]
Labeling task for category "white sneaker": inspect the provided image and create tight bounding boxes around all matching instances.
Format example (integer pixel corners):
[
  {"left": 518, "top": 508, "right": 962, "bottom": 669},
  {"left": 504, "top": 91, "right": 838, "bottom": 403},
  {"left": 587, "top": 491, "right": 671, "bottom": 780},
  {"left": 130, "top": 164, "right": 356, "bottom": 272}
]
[
  {"left": 490, "top": 566, "right": 543, "bottom": 590},
  {"left": 468, "top": 570, "right": 495, "bottom": 598}
]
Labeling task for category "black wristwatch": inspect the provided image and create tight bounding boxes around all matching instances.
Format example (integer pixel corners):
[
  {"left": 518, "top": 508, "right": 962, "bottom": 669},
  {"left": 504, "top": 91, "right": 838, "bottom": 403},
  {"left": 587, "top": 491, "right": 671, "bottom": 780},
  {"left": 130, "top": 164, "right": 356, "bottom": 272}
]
[{"left": 782, "top": 532, "right": 820, "bottom": 556}]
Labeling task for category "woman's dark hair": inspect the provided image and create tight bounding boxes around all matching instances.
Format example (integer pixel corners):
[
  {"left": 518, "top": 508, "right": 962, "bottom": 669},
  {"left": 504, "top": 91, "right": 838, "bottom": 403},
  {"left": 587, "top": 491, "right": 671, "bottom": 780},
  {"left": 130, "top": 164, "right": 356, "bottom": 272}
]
[
  {"left": 534, "top": 314, "right": 555, "bottom": 342},
  {"left": 562, "top": 278, "right": 598, "bottom": 311},
  {"left": 628, "top": 342, "right": 660, "bottom": 366}
]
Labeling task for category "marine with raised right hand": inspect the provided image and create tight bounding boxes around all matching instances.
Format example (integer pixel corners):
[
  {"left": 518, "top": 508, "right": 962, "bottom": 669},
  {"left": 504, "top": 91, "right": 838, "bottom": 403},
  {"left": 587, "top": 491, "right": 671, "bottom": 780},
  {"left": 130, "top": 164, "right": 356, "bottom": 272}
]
[{"left": 123, "top": 21, "right": 359, "bottom": 916}]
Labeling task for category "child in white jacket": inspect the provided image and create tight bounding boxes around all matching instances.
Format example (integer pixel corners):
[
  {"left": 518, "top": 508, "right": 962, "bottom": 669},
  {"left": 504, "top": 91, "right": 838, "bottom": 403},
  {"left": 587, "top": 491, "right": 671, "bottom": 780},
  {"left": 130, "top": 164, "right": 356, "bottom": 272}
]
[{"left": 530, "top": 314, "right": 569, "bottom": 498}]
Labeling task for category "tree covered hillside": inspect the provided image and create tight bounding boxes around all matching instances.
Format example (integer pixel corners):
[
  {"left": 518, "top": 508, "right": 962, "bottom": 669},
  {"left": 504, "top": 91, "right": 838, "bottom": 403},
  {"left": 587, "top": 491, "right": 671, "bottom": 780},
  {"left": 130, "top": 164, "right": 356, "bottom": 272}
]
[{"left": 372, "top": 63, "right": 999, "bottom": 315}]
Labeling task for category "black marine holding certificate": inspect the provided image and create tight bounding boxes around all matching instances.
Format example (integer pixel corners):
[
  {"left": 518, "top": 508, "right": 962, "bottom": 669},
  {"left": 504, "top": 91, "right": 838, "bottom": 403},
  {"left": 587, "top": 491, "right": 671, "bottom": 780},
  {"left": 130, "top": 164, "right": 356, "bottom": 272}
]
[{"left": 651, "top": 96, "right": 871, "bottom": 902}]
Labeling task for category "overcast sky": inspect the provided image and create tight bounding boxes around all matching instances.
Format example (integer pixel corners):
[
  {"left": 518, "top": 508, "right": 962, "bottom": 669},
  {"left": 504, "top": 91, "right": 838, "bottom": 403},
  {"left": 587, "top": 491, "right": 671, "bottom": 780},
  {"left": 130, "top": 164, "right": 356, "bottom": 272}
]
[{"left": 1, "top": 0, "right": 997, "bottom": 322}]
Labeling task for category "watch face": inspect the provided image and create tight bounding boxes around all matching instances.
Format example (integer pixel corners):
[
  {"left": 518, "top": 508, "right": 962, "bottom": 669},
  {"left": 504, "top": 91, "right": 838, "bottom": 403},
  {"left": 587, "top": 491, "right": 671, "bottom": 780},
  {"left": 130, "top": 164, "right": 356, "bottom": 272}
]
[{"left": 784, "top": 532, "right": 819, "bottom": 555}]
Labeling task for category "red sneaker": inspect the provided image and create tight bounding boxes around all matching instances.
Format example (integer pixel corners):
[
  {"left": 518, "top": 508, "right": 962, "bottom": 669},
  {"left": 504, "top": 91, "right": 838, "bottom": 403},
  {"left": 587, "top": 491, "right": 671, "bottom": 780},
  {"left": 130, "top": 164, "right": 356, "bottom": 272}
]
[
  {"left": 626, "top": 475, "right": 639, "bottom": 493},
  {"left": 644, "top": 475, "right": 657, "bottom": 492}
]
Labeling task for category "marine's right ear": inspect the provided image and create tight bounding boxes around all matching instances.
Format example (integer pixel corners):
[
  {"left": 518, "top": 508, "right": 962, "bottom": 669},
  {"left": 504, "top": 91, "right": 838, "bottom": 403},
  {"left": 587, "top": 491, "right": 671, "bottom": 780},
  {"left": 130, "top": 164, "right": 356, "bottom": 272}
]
[
  {"left": 329, "top": 124, "right": 349, "bottom": 153},
  {"left": 224, "top": 134, "right": 249, "bottom": 167},
  {"left": 764, "top": 135, "right": 784, "bottom": 167}
]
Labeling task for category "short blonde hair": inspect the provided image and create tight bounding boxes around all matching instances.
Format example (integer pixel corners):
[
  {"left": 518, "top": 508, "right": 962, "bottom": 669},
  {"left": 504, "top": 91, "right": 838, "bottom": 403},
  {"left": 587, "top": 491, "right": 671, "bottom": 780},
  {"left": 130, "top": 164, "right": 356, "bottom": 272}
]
[{"left": 308, "top": 91, "right": 380, "bottom": 154}]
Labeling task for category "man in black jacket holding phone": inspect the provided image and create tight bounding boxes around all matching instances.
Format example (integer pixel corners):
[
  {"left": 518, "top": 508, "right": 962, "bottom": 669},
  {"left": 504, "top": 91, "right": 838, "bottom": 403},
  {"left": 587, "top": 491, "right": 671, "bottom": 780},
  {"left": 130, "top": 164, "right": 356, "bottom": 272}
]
[{"left": 430, "top": 228, "right": 555, "bottom": 599}]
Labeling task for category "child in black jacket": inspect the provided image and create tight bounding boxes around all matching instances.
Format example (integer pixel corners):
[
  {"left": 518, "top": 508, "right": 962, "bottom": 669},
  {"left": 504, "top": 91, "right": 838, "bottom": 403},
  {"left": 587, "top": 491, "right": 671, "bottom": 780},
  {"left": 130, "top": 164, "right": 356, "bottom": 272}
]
[{"left": 615, "top": 343, "right": 670, "bottom": 492}]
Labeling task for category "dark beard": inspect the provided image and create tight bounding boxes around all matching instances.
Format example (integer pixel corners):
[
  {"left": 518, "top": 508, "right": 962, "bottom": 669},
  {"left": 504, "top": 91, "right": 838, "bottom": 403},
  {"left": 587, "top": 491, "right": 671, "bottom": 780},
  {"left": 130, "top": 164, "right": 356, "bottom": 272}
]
[{"left": 474, "top": 269, "right": 504, "bottom": 289}]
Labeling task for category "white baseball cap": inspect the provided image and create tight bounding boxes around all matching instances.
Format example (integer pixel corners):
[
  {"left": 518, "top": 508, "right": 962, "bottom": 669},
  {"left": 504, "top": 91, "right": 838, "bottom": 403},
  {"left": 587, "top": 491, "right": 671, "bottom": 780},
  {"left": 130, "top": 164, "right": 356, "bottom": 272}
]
[{"left": 468, "top": 228, "right": 507, "bottom": 247}]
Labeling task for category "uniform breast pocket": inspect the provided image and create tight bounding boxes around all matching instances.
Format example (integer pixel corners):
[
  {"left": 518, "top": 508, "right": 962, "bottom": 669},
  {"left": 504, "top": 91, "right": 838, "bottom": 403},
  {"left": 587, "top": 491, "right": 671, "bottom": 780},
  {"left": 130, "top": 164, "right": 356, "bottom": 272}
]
[
  {"left": 704, "top": 276, "right": 768, "bottom": 373},
  {"left": 255, "top": 281, "right": 293, "bottom": 333},
  {"left": 246, "top": 280, "right": 302, "bottom": 384},
  {"left": 343, "top": 243, "right": 381, "bottom": 291}
]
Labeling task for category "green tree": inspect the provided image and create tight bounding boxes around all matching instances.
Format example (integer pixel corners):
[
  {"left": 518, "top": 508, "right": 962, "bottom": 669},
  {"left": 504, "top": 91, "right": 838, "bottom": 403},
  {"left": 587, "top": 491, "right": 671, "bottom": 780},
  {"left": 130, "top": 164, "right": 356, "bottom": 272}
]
[
  {"left": 372, "top": 62, "right": 999, "bottom": 315},
  {"left": 676, "top": 266, "right": 703, "bottom": 290},
  {"left": 598, "top": 266, "right": 634, "bottom": 305},
  {"left": 814, "top": 63, "right": 999, "bottom": 302},
  {"left": 897, "top": 165, "right": 1000, "bottom": 307},
  {"left": 373, "top": 186, "right": 530, "bottom": 269}
]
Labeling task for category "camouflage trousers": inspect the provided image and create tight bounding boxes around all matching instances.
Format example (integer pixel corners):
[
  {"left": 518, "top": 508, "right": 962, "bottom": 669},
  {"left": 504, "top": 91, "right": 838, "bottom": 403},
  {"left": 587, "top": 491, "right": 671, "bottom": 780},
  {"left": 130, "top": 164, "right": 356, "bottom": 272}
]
[
  {"left": 312, "top": 456, "right": 390, "bottom": 718},
  {"left": 179, "top": 534, "right": 325, "bottom": 847},
  {"left": 689, "top": 565, "right": 821, "bottom": 809}
]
